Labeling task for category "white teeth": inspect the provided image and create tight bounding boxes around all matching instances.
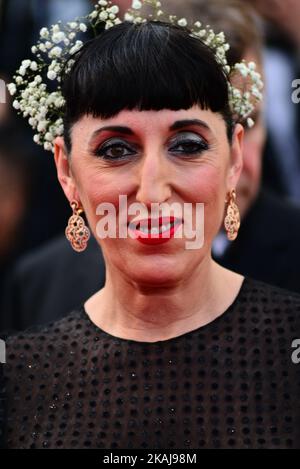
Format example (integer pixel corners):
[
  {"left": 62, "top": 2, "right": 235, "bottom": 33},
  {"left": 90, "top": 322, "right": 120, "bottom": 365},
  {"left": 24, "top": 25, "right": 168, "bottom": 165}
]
[
  {"left": 161, "top": 223, "right": 171, "bottom": 232},
  {"left": 138, "top": 222, "right": 175, "bottom": 234}
]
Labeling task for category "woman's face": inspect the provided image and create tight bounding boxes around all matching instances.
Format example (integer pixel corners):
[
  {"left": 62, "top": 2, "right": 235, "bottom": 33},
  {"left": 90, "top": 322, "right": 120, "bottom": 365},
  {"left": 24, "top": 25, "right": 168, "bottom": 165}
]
[{"left": 55, "top": 104, "right": 243, "bottom": 286}]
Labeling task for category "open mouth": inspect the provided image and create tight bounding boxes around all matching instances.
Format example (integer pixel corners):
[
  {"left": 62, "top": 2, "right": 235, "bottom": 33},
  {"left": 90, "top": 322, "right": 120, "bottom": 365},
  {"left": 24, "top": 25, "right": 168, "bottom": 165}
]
[
  {"left": 128, "top": 217, "right": 183, "bottom": 236},
  {"left": 136, "top": 220, "right": 177, "bottom": 235}
]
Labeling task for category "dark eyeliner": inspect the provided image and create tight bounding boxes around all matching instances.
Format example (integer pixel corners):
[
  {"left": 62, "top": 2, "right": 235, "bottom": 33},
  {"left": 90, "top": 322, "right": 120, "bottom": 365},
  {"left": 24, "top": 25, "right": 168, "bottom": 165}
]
[
  {"left": 169, "top": 135, "right": 209, "bottom": 155},
  {"left": 92, "top": 139, "right": 137, "bottom": 160}
]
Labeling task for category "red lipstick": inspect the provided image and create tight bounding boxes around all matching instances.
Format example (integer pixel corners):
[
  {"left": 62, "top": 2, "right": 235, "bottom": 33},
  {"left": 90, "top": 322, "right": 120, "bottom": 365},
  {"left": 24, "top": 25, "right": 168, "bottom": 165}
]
[{"left": 128, "top": 216, "right": 183, "bottom": 245}]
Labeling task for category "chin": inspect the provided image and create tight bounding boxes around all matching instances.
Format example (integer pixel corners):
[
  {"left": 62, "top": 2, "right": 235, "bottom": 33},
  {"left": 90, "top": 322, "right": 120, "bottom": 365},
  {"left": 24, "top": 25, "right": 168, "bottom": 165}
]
[
  {"left": 129, "top": 270, "right": 184, "bottom": 287},
  {"left": 124, "top": 256, "right": 188, "bottom": 286}
]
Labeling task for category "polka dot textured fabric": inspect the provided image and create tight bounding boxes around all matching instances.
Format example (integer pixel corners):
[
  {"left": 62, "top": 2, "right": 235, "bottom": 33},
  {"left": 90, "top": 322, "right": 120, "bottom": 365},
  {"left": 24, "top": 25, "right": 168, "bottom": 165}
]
[{"left": 1, "top": 277, "right": 300, "bottom": 449}]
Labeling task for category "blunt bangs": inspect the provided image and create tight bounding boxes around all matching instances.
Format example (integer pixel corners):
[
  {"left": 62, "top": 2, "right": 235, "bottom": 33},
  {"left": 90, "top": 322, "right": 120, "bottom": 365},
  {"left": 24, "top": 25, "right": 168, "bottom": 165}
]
[{"left": 62, "top": 20, "right": 233, "bottom": 152}]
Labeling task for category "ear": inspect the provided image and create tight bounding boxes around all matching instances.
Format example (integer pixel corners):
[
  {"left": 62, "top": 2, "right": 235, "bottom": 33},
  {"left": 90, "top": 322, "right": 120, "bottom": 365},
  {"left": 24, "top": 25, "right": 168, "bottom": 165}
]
[
  {"left": 226, "top": 123, "right": 244, "bottom": 191},
  {"left": 53, "top": 136, "right": 80, "bottom": 204}
]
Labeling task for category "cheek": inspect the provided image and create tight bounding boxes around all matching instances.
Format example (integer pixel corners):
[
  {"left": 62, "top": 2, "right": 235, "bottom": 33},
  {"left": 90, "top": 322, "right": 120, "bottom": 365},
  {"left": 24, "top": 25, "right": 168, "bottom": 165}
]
[
  {"left": 172, "top": 148, "right": 228, "bottom": 203},
  {"left": 183, "top": 166, "right": 224, "bottom": 203},
  {"left": 74, "top": 163, "right": 127, "bottom": 218},
  {"left": 181, "top": 164, "right": 227, "bottom": 236}
]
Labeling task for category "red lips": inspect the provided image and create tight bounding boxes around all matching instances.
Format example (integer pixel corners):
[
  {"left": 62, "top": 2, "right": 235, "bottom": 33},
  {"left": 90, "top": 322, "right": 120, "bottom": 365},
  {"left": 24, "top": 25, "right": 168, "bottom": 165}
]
[{"left": 128, "top": 216, "right": 183, "bottom": 245}]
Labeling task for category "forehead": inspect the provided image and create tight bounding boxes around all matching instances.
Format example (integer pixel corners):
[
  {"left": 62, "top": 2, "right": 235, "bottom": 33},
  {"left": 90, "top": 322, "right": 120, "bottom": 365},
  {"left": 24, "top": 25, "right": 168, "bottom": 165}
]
[{"left": 71, "top": 104, "right": 226, "bottom": 140}]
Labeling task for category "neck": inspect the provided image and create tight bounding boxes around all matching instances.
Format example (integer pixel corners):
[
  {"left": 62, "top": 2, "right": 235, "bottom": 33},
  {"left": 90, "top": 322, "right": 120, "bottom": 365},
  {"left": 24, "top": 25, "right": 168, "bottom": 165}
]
[{"left": 84, "top": 255, "right": 244, "bottom": 342}]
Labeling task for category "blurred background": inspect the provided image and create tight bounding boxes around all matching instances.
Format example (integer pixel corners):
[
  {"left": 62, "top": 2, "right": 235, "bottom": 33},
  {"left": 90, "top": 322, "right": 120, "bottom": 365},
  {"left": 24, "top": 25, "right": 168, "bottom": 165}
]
[{"left": 1, "top": 0, "right": 300, "bottom": 331}]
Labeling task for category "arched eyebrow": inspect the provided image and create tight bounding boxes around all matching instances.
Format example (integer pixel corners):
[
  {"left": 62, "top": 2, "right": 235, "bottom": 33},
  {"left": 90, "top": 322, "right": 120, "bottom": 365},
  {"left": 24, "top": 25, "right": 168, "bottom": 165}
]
[
  {"left": 89, "top": 119, "right": 212, "bottom": 146},
  {"left": 91, "top": 126, "right": 134, "bottom": 138},
  {"left": 169, "top": 119, "right": 211, "bottom": 132}
]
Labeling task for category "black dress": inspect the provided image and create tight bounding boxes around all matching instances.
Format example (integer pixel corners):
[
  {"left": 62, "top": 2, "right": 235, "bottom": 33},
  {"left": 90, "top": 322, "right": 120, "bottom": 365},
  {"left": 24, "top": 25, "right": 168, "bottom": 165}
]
[{"left": 1, "top": 277, "right": 300, "bottom": 449}]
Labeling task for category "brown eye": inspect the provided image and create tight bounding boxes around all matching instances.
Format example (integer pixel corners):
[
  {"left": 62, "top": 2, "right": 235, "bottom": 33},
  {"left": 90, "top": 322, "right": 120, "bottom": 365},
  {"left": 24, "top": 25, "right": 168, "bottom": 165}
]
[
  {"left": 105, "top": 145, "right": 128, "bottom": 158},
  {"left": 94, "top": 139, "right": 137, "bottom": 160}
]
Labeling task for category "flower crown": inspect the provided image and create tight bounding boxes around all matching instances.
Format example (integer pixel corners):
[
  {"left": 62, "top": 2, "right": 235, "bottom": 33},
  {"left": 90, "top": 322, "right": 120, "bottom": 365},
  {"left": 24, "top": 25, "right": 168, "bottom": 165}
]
[{"left": 7, "top": 0, "right": 263, "bottom": 153}]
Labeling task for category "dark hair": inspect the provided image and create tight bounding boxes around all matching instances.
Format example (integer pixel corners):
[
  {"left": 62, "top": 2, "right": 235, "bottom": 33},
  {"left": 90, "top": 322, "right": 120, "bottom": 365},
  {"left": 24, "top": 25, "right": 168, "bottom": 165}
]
[{"left": 62, "top": 20, "right": 234, "bottom": 154}]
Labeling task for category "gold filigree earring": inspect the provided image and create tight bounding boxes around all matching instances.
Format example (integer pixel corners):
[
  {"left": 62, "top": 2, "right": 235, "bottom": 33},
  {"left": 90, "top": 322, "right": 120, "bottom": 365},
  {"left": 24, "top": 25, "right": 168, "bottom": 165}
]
[
  {"left": 65, "top": 200, "right": 91, "bottom": 252},
  {"left": 224, "top": 189, "right": 240, "bottom": 241}
]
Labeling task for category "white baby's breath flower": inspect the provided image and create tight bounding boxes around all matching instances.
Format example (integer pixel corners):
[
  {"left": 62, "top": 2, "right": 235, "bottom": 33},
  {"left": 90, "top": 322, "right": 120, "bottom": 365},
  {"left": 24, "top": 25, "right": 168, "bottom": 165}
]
[
  {"left": 177, "top": 18, "right": 187, "bottom": 27},
  {"left": 12, "top": 100, "right": 20, "bottom": 110},
  {"left": 38, "top": 43, "right": 46, "bottom": 53},
  {"left": 79, "top": 23, "right": 87, "bottom": 32},
  {"left": 55, "top": 97, "right": 65, "bottom": 108},
  {"left": 40, "top": 27, "right": 49, "bottom": 38},
  {"left": 248, "top": 62, "right": 256, "bottom": 71},
  {"left": 52, "top": 31, "right": 66, "bottom": 44},
  {"left": 99, "top": 11, "right": 109, "bottom": 20},
  {"left": 29, "top": 117, "right": 37, "bottom": 127},
  {"left": 52, "top": 24, "right": 60, "bottom": 33},
  {"left": 44, "top": 142, "right": 53, "bottom": 151},
  {"left": 235, "top": 62, "right": 248, "bottom": 77},
  {"left": 232, "top": 88, "right": 242, "bottom": 98},
  {"left": 7, "top": 83, "right": 17, "bottom": 95},
  {"left": 105, "top": 20, "right": 115, "bottom": 29},
  {"left": 46, "top": 93, "right": 56, "bottom": 105},
  {"left": 124, "top": 13, "right": 134, "bottom": 21},
  {"left": 108, "top": 5, "right": 119, "bottom": 15},
  {"left": 30, "top": 61, "right": 38, "bottom": 71},
  {"left": 98, "top": 0, "right": 108, "bottom": 5},
  {"left": 49, "top": 46, "right": 62, "bottom": 58},
  {"left": 34, "top": 75, "right": 42, "bottom": 84},
  {"left": 69, "top": 40, "right": 83, "bottom": 55},
  {"left": 47, "top": 70, "right": 57, "bottom": 80},
  {"left": 33, "top": 134, "right": 41, "bottom": 144},
  {"left": 68, "top": 22, "right": 78, "bottom": 30},
  {"left": 45, "top": 132, "right": 54, "bottom": 141},
  {"left": 133, "top": 16, "right": 144, "bottom": 24},
  {"left": 132, "top": 0, "right": 142, "bottom": 9},
  {"left": 252, "top": 87, "right": 263, "bottom": 100},
  {"left": 18, "top": 66, "right": 26, "bottom": 76},
  {"left": 57, "top": 124, "right": 64, "bottom": 135},
  {"left": 38, "top": 106, "right": 48, "bottom": 117},
  {"left": 21, "top": 59, "right": 31, "bottom": 68},
  {"left": 89, "top": 10, "right": 98, "bottom": 19},
  {"left": 37, "top": 120, "right": 48, "bottom": 132},
  {"left": 247, "top": 118, "right": 255, "bottom": 128}
]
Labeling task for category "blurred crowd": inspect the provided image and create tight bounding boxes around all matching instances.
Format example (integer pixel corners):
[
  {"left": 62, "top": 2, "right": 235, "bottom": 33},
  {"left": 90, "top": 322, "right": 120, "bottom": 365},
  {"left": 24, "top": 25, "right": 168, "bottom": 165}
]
[{"left": 1, "top": 0, "right": 300, "bottom": 332}]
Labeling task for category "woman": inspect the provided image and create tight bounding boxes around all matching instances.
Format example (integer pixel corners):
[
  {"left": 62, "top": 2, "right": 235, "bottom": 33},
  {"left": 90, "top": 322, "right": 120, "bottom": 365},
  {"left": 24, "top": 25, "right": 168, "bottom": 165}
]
[{"left": 1, "top": 3, "right": 300, "bottom": 449}]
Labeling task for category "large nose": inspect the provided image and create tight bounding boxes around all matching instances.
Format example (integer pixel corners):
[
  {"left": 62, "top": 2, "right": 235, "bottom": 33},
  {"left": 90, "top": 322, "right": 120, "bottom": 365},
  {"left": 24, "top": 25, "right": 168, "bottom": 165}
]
[{"left": 135, "top": 148, "right": 172, "bottom": 206}]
